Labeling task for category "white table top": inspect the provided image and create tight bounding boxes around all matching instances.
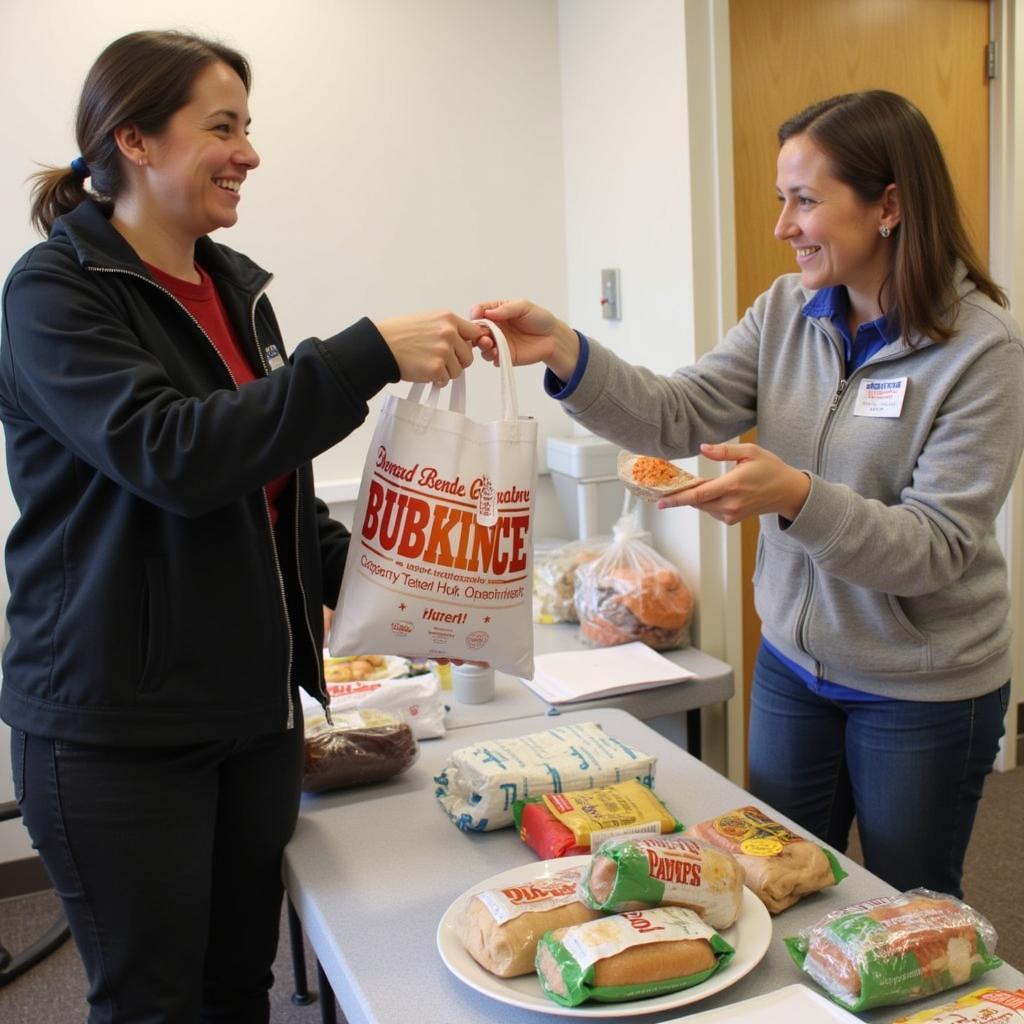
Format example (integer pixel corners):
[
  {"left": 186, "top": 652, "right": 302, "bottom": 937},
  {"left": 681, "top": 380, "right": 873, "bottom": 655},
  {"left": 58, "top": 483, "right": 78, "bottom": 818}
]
[
  {"left": 283, "top": 708, "right": 1023, "bottom": 1024},
  {"left": 442, "top": 623, "right": 734, "bottom": 732}
]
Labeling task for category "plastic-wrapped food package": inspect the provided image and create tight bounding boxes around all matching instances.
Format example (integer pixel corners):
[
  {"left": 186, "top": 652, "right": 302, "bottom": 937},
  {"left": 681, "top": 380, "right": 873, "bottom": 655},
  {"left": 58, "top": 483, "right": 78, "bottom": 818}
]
[
  {"left": 535, "top": 906, "right": 734, "bottom": 1007},
  {"left": 302, "top": 708, "right": 418, "bottom": 793},
  {"left": 513, "top": 779, "right": 682, "bottom": 859},
  {"left": 324, "top": 668, "right": 446, "bottom": 739},
  {"left": 457, "top": 865, "right": 602, "bottom": 978},
  {"left": 578, "top": 834, "right": 744, "bottom": 930},
  {"left": 785, "top": 889, "right": 1002, "bottom": 1012},
  {"left": 533, "top": 536, "right": 610, "bottom": 624},
  {"left": 575, "top": 511, "right": 694, "bottom": 651},
  {"left": 433, "top": 721, "right": 656, "bottom": 832},
  {"left": 892, "top": 987, "right": 1024, "bottom": 1022},
  {"left": 685, "top": 805, "right": 846, "bottom": 913}
]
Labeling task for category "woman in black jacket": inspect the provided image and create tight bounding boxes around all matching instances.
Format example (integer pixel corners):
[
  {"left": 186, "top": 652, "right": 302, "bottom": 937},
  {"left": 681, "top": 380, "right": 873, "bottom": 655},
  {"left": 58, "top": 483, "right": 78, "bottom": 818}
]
[{"left": 0, "top": 29, "right": 483, "bottom": 1023}]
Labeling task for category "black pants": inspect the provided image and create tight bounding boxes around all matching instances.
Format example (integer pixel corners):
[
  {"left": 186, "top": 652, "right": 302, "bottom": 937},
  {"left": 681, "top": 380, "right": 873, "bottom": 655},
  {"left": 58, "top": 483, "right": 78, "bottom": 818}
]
[{"left": 12, "top": 723, "right": 304, "bottom": 1023}]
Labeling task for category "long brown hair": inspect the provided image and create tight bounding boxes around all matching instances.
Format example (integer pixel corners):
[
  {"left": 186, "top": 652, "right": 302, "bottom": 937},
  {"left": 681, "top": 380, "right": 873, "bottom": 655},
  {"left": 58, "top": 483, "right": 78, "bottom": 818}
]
[
  {"left": 778, "top": 90, "right": 1006, "bottom": 342},
  {"left": 29, "top": 30, "right": 250, "bottom": 236}
]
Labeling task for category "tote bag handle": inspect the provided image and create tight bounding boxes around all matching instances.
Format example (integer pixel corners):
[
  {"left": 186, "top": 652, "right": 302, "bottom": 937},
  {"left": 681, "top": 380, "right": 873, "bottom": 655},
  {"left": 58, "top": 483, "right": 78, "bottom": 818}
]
[{"left": 404, "top": 319, "right": 518, "bottom": 423}]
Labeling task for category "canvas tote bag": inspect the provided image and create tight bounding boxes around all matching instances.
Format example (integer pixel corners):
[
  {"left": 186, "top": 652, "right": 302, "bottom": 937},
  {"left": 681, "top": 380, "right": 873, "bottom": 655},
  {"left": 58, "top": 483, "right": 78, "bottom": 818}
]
[{"left": 328, "top": 321, "right": 537, "bottom": 677}]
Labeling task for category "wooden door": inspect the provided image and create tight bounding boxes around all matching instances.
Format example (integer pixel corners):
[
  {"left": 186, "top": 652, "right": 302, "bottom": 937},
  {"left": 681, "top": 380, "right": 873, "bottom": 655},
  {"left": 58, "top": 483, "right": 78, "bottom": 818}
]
[{"left": 729, "top": 0, "right": 992, "bottom": 776}]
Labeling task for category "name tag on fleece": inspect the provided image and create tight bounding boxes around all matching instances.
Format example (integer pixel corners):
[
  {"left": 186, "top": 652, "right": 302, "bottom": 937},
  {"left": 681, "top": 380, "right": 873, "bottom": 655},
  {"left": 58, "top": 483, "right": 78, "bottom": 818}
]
[{"left": 853, "top": 377, "right": 907, "bottom": 418}]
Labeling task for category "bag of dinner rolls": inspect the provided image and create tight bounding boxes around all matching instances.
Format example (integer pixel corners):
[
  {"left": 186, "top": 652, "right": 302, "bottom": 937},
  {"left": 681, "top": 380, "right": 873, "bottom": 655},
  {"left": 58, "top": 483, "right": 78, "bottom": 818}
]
[
  {"left": 457, "top": 866, "right": 603, "bottom": 978},
  {"left": 579, "top": 834, "right": 744, "bottom": 930},
  {"left": 535, "top": 906, "right": 734, "bottom": 1007},
  {"left": 785, "top": 889, "right": 1001, "bottom": 1012},
  {"left": 685, "top": 805, "right": 846, "bottom": 912},
  {"left": 575, "top": 509, "right": 693, "bottom": 651}
]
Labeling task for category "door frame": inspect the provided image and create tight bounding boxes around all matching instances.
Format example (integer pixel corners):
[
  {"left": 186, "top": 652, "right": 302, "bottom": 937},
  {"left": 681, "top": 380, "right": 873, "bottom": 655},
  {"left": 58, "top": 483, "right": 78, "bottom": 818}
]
[{"left": 685, "top": 0, "right": 1022, "bottom": 780}]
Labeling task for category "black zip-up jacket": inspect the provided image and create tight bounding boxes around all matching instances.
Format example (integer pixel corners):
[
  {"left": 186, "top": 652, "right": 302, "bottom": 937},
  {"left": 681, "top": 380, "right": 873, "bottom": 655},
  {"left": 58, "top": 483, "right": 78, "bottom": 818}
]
[{"left": 0, "top": 200, "right": 399, "bottom": 744}]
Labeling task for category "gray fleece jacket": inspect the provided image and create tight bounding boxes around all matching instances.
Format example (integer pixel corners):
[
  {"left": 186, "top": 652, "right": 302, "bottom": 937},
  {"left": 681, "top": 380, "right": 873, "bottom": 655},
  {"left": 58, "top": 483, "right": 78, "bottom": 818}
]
[{"left": 562, "top": 265, "right": 1024, "bottom": 700}]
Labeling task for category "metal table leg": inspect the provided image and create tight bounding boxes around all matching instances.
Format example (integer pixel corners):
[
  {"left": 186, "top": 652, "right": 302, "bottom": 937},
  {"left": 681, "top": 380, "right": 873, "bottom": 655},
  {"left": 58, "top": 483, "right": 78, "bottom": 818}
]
[
  {"left": 317, "top": 959, "right": 338, "bottom": 1024},
  {"left": 287, "top": 898, "right": 314, "bottom": 1006},
  {"left": 686, "top": 708, "right": 702, "bottom": 761}
]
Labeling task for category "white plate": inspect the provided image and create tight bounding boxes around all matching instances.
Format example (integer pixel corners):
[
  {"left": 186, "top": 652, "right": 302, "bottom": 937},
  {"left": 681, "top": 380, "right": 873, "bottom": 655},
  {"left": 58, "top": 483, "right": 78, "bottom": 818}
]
[{"left": 436, "top": 855, "right": 772, "bottom": 1018}]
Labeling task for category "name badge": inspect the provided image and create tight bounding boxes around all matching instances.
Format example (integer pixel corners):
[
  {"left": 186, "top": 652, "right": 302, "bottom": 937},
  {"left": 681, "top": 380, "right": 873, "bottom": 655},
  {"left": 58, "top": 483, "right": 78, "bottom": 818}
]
[
  {"left": 853, "top": 377, "right": 907, "bottom": 418},
  {"left": 264, "top": 343, "right": 285, "bottom": 372}
]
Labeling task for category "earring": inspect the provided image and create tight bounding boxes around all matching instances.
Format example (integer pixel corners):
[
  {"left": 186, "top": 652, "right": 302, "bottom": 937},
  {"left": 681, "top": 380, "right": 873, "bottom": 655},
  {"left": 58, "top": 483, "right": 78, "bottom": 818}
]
[
  {"left": 137, "top": 158, "right": 146, "bottom": 167},
  {"left": 879, "top": 224, "right": 891, "bottom": 238}
]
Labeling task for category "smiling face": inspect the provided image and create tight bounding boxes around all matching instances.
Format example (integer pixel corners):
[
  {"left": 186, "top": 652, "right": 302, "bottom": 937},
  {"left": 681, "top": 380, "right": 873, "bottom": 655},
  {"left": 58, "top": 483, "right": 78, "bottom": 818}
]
[
  {"left": 775, "top": 133, "right": 893, "bottom": 310},
  {"left": 141, "top": 60, "right": 259, "bottom": 241}
]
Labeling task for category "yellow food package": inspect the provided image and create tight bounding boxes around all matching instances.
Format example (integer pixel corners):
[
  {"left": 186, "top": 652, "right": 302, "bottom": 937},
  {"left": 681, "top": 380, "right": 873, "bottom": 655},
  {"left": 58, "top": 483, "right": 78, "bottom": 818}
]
[
  {"left": 542, "top": 779, "right": 682, "bottom": 845},
  {"left": 893, "top": 988, "right": 1024, "bottom": 1022}
]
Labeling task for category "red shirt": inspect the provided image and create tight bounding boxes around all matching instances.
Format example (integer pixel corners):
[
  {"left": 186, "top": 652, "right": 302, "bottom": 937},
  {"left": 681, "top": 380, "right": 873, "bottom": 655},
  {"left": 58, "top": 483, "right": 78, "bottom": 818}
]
[{"left": 145, "top": 262, "right": 292, "bottom": 524}]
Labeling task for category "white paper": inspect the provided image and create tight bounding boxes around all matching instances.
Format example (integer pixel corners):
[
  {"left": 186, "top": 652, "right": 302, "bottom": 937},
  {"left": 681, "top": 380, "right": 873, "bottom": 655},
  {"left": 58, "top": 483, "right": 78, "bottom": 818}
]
[
  {"left": 521, "top": 642, "right": 695, "bottom": 704},
  {"left": 668, "top": 983, "right": 858, "bottom": 1022}
]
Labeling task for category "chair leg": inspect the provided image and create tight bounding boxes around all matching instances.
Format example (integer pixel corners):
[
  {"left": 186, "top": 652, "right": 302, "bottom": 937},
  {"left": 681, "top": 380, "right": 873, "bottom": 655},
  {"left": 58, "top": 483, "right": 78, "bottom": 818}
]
[
  {"left": 0, "top": 916, "right": 71, "bottom": 989},
  {"left": 317, "top": 959, "right": 338, "bottom": 1024},
  {"left": 287, "top": 898, "right": 314, "bottom": 1006}
]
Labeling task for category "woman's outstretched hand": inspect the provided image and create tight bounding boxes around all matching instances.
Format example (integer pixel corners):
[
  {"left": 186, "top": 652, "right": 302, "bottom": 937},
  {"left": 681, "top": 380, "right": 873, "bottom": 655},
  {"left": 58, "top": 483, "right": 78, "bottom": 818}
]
[
  {"left": 657, "top": 442, "right": 811, "bottom": 525},
  {"left": 374, "top": 310, "right": 484, "bottom": 386},
  {"left": 470, "top": 298, "right": 581, "bottom": 380}
]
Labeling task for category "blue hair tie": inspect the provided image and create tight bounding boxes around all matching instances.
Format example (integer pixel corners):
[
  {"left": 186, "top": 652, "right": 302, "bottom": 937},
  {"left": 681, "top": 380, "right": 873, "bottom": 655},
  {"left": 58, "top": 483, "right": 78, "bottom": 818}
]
[{"left": 70, "top": 156, "right": 90, "bottom": 180}]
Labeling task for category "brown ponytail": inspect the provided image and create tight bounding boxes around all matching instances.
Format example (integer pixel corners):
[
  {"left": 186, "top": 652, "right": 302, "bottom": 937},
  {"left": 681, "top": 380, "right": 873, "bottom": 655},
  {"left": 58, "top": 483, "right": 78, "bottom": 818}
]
[
  {"left": 26, "top": 30, "right": 251, "bottom": 239},
  {"left": 28, "top": 165, "right": 97, "bottom": 237}
]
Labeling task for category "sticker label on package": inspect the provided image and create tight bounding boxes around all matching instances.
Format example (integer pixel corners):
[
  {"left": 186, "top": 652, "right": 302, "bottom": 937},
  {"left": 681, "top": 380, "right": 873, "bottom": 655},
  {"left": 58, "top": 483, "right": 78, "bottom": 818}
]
[
  {"left": 563, "top": 907, "right": 713, "bottom": 970},
  {"left": 476, "top": 870, "right": 583, "bottom": 924}
]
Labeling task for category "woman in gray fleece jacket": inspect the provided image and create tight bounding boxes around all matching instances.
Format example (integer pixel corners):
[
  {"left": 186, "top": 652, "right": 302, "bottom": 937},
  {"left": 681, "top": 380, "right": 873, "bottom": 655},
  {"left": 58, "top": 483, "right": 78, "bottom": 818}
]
[{"left": 473, "top": 91, "right": 1024, "bottom": 899}]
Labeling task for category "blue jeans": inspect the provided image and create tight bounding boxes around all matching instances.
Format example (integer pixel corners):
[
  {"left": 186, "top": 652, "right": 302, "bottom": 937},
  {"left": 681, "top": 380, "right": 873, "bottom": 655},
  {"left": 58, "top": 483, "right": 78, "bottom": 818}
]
[
  {"left": 12, "top": 724, "right": 303, "bottom": 1024},
  {"left": 748, "top": 642, "right": 1009, "bottom": 897}
]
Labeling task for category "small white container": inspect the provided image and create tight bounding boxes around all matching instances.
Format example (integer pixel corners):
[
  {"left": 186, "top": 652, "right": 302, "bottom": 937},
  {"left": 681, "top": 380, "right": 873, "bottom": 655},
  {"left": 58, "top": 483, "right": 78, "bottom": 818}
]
[{"left": 450, "top": 664, "right": 495, "bottom": 704}]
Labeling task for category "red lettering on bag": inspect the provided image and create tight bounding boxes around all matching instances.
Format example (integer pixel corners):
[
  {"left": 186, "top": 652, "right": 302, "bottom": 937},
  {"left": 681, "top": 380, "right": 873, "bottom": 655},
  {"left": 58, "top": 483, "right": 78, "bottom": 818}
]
[
  {"left": 645, "top": 849, "right": 702, "bottom": 887},
  {"left": 362, "top": 482, "right": 531, "bottom": 576}
]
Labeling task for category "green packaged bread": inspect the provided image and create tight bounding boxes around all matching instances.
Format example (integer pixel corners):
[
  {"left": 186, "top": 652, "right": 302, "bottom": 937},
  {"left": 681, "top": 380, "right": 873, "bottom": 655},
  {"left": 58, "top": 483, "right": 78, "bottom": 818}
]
[
  {"left": 785, "top": 888, "right": 1001, "bottom": 1012},
  {"left": 579, "top": 834, "right": 745, "bottom": 930},
  {"left": 535, "top": 905, "right": 734, "bottom": 1007}
]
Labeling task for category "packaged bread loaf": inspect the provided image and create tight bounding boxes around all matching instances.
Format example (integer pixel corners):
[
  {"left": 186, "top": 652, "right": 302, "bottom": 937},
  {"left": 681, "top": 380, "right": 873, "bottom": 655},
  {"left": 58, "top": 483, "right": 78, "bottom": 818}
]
[
  {"left": 458, "top": 866, "right": 603, "bottom": 978},
  {"left": 535, "top": 906, "right": 734, "bottom": 1007},
  {"left": 686, "top": 805, "right": 846, "bottom": 912},
  {"left": 579, "top": 834, "right": 744, "bottom": 930},
  {"left": 434, "top": 721, "right": 656, "bottom": 832},
  {"left": 302, "top": 708, "right": 417, "bottom": 793},
  {"left": 513, "top": 779, "right": 683, "bottom": 859},
  {"left": 575, "top": 511, "right": 693, "bottom": 651},
  {"left": 785, "top": 889, "right": 1002, "bottom": 1012},
  {"left": 892, "top": 987, "right": 1024, "bottom": 1022}
]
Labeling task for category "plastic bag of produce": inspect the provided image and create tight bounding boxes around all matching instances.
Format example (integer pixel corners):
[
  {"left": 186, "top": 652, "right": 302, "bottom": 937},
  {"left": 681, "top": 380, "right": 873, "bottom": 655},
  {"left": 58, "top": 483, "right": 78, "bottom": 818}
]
[{"left": 575, "top": 510, "right": 693, "bottom": 651}]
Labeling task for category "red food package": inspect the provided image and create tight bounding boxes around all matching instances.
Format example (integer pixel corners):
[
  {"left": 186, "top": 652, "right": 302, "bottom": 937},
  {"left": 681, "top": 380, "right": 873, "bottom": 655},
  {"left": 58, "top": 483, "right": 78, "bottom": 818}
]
[{"left": 516, "top": 800, "right": 588, "bottom": 859}]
